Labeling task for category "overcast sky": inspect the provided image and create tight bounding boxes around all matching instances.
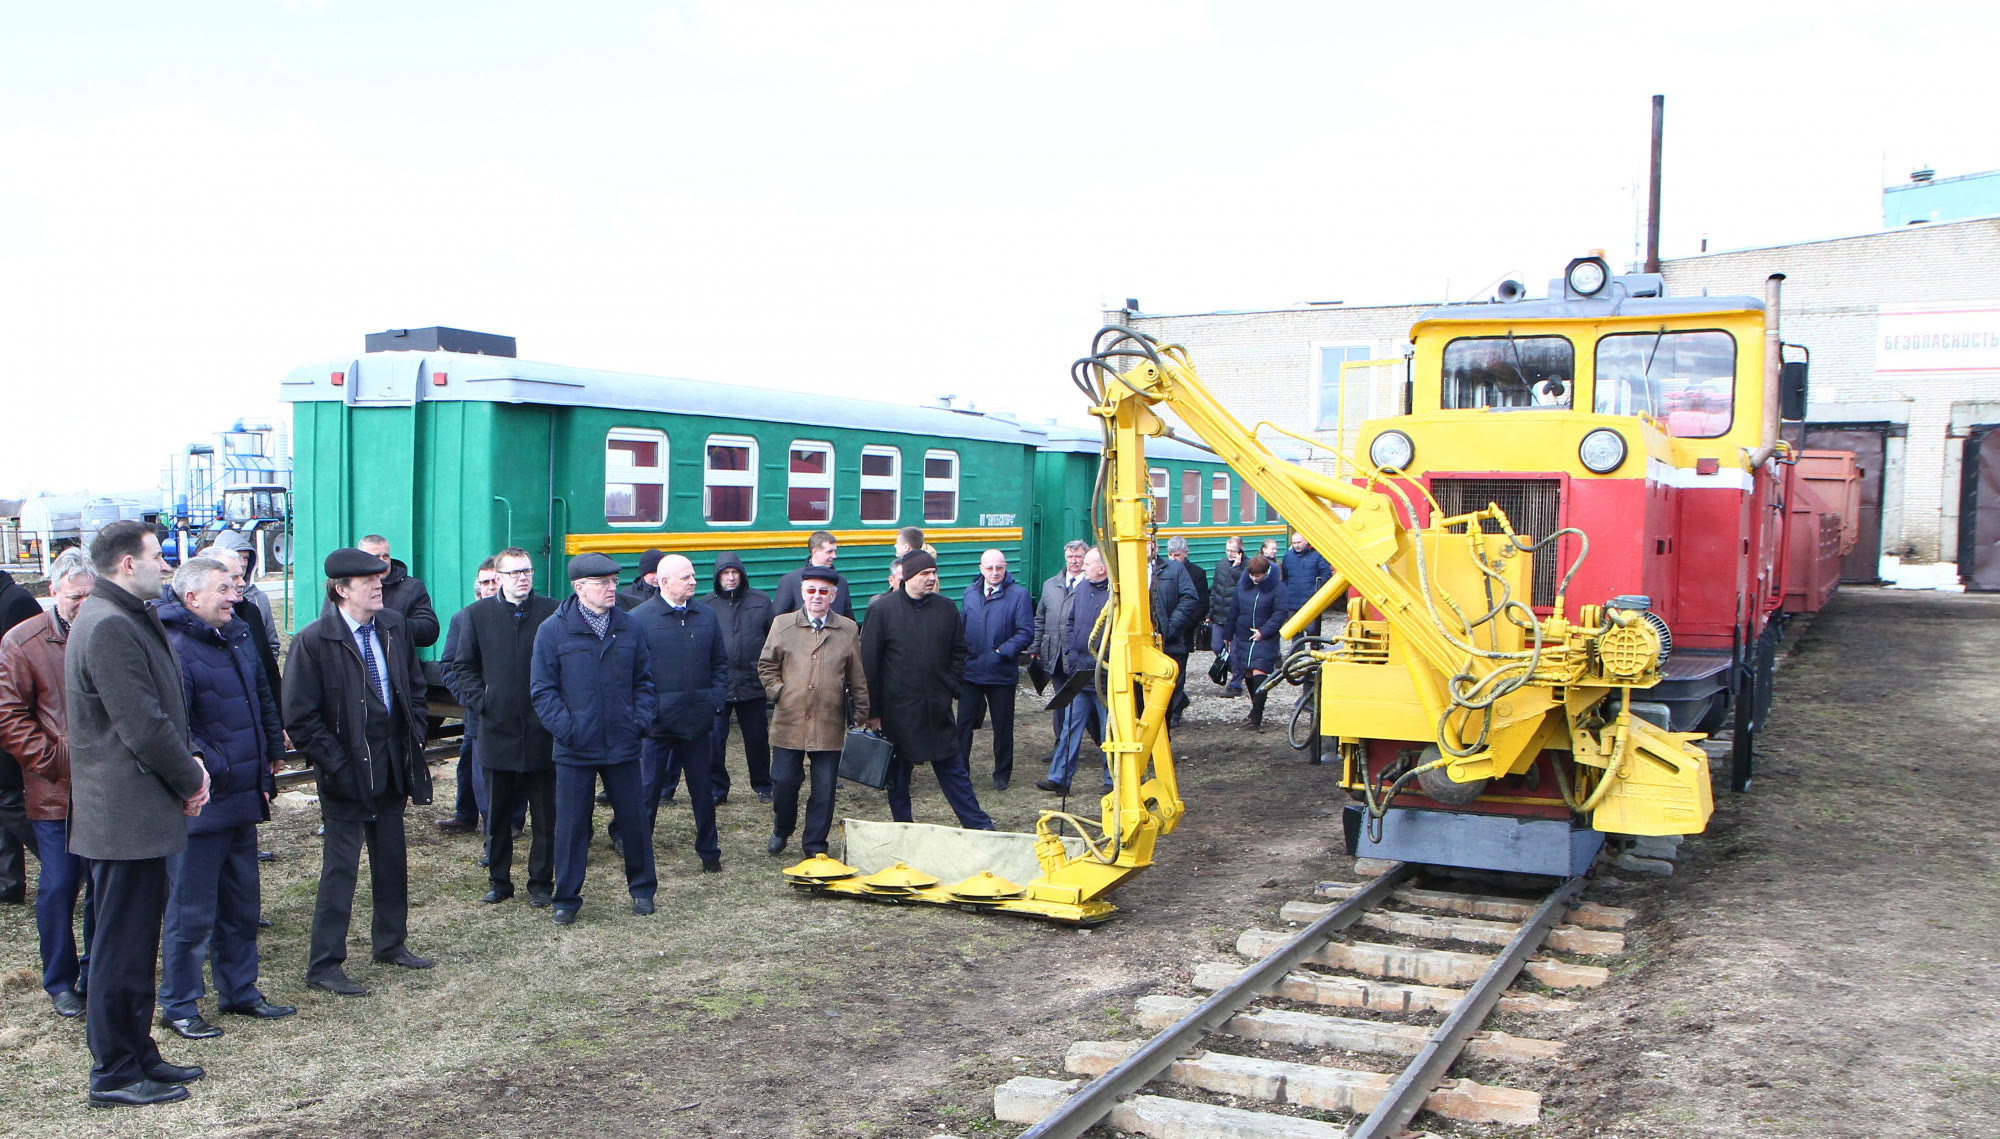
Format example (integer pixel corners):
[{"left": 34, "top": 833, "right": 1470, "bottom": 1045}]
[{"left": 3, "top": 0, "right": 1994, "bottom": 497}]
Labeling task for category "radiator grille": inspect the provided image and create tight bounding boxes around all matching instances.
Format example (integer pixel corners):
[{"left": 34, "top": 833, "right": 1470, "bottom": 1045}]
[{"left": 1429, "top": 478, "right": 1563, "bottom": 607}]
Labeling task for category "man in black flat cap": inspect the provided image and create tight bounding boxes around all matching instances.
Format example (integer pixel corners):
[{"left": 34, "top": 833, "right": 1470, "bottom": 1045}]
[
  {"left": 530, "top": 552, "right": 656, "bottom": 925},
  {"left": 283, "top": 548, "right": 435, "bottom": 996},
  {"left": 860, "top": 550, "right": 993, "bottom": 831}
]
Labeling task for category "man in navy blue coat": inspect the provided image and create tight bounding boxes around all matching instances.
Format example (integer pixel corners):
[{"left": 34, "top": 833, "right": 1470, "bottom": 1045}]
[
  {"left": 156, "top": 558, "right": 293, "bottom": 1038},
  {"left": 530, "top": 553, "right": 657, "bottom": 925},
  {"left": 630, "top": 554, "right": 728, "bottom": 873},
  {"left": 953, "top": 549, "right": 1034, "bottom": 791},
  {"left": 1279, "top": 531, "right": 1333, "bottom": 651}
]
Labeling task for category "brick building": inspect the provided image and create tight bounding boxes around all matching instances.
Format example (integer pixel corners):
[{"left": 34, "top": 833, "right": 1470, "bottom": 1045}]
[{"left": 1111, "top": 213, "right": 2000, "bottom": 584}]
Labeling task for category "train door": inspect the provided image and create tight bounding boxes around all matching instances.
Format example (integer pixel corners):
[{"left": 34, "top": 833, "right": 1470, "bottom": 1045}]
[
  {"left": 1804, "top": 423, "right": 1893, "bottom": 583},
  {"left": 1959, "top": 425, "right": 2000, "bottom": 591}
]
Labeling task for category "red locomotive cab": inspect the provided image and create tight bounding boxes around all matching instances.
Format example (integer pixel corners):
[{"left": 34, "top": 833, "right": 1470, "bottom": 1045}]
[{"left": 1358, "top": 262, "right": 1848, "bottom": 794}]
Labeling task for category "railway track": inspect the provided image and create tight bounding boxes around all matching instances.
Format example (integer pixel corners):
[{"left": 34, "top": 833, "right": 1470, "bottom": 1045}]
[{"left": 993, "top": 860, "right": 1634, "bottom": 1138}]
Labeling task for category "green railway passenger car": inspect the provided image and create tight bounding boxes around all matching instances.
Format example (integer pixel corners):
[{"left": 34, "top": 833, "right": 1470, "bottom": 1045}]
[{"left": 281, "top": 341, "right": 1286, "bottom": 653}]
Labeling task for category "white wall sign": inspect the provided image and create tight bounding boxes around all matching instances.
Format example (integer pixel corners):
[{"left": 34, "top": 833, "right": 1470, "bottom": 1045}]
[{"left": 1877, "top": 301, "right": 2000, "bottom": 373}]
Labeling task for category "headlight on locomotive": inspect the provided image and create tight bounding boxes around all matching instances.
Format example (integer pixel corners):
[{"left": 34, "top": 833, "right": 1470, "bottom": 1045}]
[
  {"left": 1578, "top": 428, "right": 1628, "bottom": 474},
  {"left": 1369, "top": 430, "right": 1415, "bottom": 473}
]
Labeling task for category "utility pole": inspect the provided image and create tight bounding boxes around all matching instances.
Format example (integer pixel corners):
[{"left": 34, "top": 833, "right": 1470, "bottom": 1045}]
[{"left": 1644, "top": 95, "right": 1665, "bottom": 274}]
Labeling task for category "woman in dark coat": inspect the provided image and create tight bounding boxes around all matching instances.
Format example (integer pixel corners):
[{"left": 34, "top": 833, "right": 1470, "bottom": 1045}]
[
  {"left": 1223, "top": 556, "right": 1292, "bottom": 731},
  {"left": 858, "top": 552, "right": 992, "bottom": 830}
]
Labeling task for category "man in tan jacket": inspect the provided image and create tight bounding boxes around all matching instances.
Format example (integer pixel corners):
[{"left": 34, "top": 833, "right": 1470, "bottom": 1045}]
[{"left": 758, "top": 566, "right": 869, "bottom": 858}]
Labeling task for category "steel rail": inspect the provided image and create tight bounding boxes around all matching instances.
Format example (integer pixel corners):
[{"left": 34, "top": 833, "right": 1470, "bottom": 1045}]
[
  {"left": 1019, "top": 861, "right": 1417, "bottom": 1139},
  {"left": 1349, "top": 873, "right": 1587, "bottom": 1139}
]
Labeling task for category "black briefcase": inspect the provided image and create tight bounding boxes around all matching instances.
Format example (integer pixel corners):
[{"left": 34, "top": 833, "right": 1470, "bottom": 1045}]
[{"left": 838, "top": 729, "right": 894, "bottom": 789}]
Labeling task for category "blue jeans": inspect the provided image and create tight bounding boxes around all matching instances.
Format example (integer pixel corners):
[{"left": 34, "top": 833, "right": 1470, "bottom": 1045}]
[
  {"left": 1048, "top": 693, "right": 1109, "bottom": 790},
  {"left": 887, "top": 745, "right": 994, "bottom": 830},
  {"left": 160, "top": 823, "right": 264, "bottom": 1019},
  {"left": 32, "top": 819, "right": 92, "bottom": 996}
]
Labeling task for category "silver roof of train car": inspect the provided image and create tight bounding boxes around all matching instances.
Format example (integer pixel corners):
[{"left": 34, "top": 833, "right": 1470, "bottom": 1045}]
[{"left": 281, "top": 350, "right": 1048, "bottom": 445}]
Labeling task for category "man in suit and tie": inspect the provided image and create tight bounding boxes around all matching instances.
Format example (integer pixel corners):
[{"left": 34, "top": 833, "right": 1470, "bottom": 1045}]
[{"left": 284, "top": 548, "right": 436, "bottom": 997}]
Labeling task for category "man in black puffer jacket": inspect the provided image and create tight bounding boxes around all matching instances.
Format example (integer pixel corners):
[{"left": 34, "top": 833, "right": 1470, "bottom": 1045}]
[
  {"left": 707, "top": 552, "right": 774, "bottom": 804},
  {"left": 156, "top": 559, "right": 292, "bottom": 1037},
  {"left": 358, "top": 535, "right": 439, "bottom": 648}
]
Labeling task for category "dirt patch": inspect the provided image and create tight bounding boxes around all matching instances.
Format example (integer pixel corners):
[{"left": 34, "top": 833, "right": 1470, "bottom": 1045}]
[
  {"left": 3, "top": 594, "right": 1991, "bottom": 1137},
  {"left": 1536, "top": 587, "right": 2000, "bottom": 1138}
]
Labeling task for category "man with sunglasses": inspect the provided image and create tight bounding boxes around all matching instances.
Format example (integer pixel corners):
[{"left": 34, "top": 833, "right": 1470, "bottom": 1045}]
[
  {"left": 435, "top": 558, "right": 500, "bottom": 836},
  {"left": 443, "top": 549, "right": 559, "bottom": 907}
]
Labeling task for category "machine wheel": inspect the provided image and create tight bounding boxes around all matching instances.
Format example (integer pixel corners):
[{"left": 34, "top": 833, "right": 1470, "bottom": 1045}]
[
  {"left": 1729, "top": 669, "right": 1755, "bottom": 793},
  {"left": 261, "top": 525, "right": 292, "bottom": 570}
]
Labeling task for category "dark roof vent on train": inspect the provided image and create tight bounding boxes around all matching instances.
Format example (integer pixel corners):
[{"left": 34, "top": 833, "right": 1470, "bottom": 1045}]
[{"left": 365, "top": 327, "right": 517, "bottom": 358}]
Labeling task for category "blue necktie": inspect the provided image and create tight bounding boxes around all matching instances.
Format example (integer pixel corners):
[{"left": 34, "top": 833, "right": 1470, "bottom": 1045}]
[{"left": 357, "top": 623, "right": 390, "bottom": 708}]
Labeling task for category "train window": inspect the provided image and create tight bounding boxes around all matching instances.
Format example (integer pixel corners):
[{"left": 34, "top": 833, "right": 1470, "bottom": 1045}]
[
  {"left": 923, "top": 449, "right": 958, "bottom": 524},
  {"left": 1441, "top": 336, "right": 1574, "bottom": 410},
  {"left": 605, "top": 428, "right": 668, "bottom": 526},
  {"left": 1149, "top": 468, "right": 1169, "bottom": 524},
  {"left": 1211, "top": 474, "right": 1230, "bottom": 524},
  {"left": 704, "top": 435, "right": 758, "bottom": 525},
  {"left": 1181, "top": 471, "right": 1201, "bottom": 525},
  {"left": 1240, "top": 483, "right": 1256, "bottom": 524},
  {"left": 787, "top": 441, "right": 834, "bottom": 524},
  {"left": 860, "top": 443, "right": 900, "bottom": 523},
  {"left": 1593, "top": 330, "right": 1737, "bottom": 439},
  {"left": 860, "top": 446, "right": 901, "bottom": 523}
]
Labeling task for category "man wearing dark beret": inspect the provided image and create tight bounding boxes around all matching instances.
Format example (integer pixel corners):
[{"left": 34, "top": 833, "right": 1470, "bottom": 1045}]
[
  {"left": 617, "top": 548, "right": 664, "bottom": 613},
  {"left": 859, "top": 550, "right": 993, "bottom": 831},
  {"left": 530, "top": 552, "right": 657, "bottom": 924},
  {"left": 283, "top": 549, "right": 435, "bottom": 997}
]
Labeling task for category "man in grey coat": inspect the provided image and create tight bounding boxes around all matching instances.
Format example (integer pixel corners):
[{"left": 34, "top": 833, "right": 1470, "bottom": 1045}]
[
  {"left": 66, "top": 520, "right": 211, "bottom": 1107},
  {"left": 1031, "top": 540, "right": 1088, "bottom": 764}
]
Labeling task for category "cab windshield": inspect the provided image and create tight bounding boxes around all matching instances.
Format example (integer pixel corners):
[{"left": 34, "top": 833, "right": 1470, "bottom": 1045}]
[
  {"left": 1593, "top": 330, "right": 1736, "bottom": 438},
  {"left": 1441, "top": 336, "right": 1574, "bottom": 410}
]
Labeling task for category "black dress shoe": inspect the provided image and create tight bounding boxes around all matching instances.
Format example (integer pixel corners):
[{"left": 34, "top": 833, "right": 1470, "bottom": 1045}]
[
  {"left": 219, "top": 998, "right": 296, "bottom": 1019},
  {"left": 701, "top": 859, "right": 722, "bottom": 873},
  {"left": 476, "top": 854, "right": 490, "bottom": 867},
  {"left": 51, "top": 989, "right": 85, "bottom": 1018},
  {"left": 992, "top": 776, "right": 1010, "bottom": 791},
  {"left": 434, "top": 817, "right": 477, "bottom": 834},
  {"left": 257, "top": 850, "right": 276, "bottom": 862},
  {"left": 307, "top": 971, "right": 368, "bottom": 996},
  {"left": 480, "top": 888, "right": 514, "bottom": 905},
  {"left": 766, "top": 834, "right": 788, "bottom": 856},
  {"left": 527, "top": 890, "right": 552, "bottom": 909},
  {"left": 162, "top": 1014, "right": 223, "bottom": 1040},
  {"left": 1035, "top": 779, "right": 1070, "bottom": 794},
  {"left": 595, "top": 791, "right": 612, "bottom": 805},
  {"left": 374, "top": 949, "right": 435, "bottom": 969},
  {"left": 257, "top": 916, "right": 272, "bottom": 928},
  {"left": 756, "top": 790, "right": 773, "bottom": 803},
  {"left": 631, "top": 896, "right": 656, "bottom": 915},
  {"left": 552, "top": 909, "right": 577, "bottom": 925},
  {"left": 145, "top": 1060, "right": 204, "bottom": 1084},
  {"left": 712, "top": 794, "right": 728, "bottom": 807},
  {"left": 0, "top": 890, "right": 23, "bottom": 905},
  {"left": 89, "top": 1079, "right": 189, "bottom": 1108}
]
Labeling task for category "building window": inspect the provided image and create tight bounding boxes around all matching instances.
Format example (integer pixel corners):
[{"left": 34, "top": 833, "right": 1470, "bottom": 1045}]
[
  {"left": 1150, "top": 468, "right": 1169, "bottom": 524},
  {"left": 1181, "top": 471, "right": 1201, "bottom": 526},
  {"left": 860, "top": 445, "right": 901, "bottom": 523},
  {"left": 923, "top": 449, "right": 958, "bottom": 523},
  {"left": 704, "top": 434, "right": 758, "bottom": 525},
  {"left": 605, "top": 428, "right": 667, "bottom": 526},
  {"left": 787, "top": 441, "right": 834, "bottom": 524},
  {"left": 1315, "top": 344, "right": 1377, "bottom": 432},
  {"left": 1211, "top": 473, "right": 1230, "bottom": 524}
]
